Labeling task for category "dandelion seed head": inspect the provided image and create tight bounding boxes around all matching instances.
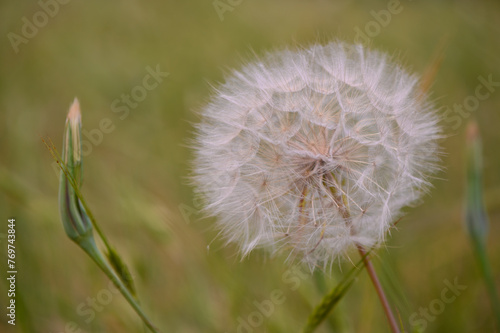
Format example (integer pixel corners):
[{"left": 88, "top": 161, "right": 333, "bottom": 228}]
[{"left": 192, "top": 42, "right": 441, "bottom": 268}]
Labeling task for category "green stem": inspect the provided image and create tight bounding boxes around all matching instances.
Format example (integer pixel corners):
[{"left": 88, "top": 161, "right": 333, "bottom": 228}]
[
  {"left": 472, "top": 236, "right": 500, "bottom": 329},
  {"left": 79, "top": 237, "right": 161, "bottom": 333}
]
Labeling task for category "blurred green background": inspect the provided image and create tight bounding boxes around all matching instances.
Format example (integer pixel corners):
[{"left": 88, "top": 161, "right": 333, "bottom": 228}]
[{"left": 1, "top": 0, "right": 500, "bottom": 332}]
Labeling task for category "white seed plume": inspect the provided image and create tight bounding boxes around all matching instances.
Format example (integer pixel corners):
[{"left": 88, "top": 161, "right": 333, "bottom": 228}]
[{"left": 192, "top": 42, "right": 440, "bottom": 267}]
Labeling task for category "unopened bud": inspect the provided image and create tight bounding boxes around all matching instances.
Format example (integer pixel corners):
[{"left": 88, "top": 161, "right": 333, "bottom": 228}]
[{"left": 58, "top": 98, "right": 93, "bottom": 242}]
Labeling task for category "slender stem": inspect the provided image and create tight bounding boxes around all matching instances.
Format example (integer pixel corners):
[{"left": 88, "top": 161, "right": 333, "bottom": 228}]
[
  {"left": 357, "top": 245, "right": 400, "bottom": 333},
  {"left": 472, "top": 237, "right": 500, "bottom": 329},
  {"left": 79, "top": 238, "right": 161, "bottom": 333}
]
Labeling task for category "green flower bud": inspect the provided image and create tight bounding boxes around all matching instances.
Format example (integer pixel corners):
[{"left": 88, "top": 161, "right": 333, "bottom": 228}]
[{"left": 58, "top": 98, "right": 93, "bottom": 243}]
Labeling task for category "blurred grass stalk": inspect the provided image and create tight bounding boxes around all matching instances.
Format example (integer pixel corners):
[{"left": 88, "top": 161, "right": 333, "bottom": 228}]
[
  {"left": 51, "top": 99, "right": 160, "bottom": 333},
  {"left": 465, "top": 121, "right": 500, "bottom": 329},
  {"left": 302, "top": 256, "right": 365, "bottom": 333},
  {"left": 303, "top": 248, "right": 403, "bottom": 333}
]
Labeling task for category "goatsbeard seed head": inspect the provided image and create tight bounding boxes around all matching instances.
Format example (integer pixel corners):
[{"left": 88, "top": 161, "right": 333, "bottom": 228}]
[{"left": 192, "top": 41, "right": 441, "bottom": 268}]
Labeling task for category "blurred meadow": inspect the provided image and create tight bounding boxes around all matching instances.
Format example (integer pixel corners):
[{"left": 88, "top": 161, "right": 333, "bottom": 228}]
[{"left": 1, "top": 0, "right": 500, "bottom": 332}]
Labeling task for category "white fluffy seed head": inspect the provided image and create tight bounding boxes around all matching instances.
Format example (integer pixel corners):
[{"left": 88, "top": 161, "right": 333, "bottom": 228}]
[{"left": 192, "top": 41, "right": 441, "bottom": 268}]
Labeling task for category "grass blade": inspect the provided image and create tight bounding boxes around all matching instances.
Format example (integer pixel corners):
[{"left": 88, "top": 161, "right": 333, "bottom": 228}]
[
  {"left": 465, "top": 121, "right": 500, "bottom": 329},
  {"left": 302, "top": 256, "right": 367, "bottom": 333}
]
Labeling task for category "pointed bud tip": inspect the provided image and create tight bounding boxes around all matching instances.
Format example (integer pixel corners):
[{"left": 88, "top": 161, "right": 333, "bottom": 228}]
[
  {"left": 466, "top": 121, "right": 479, "bottom": 143},
  {"left": 67, "top": 98, "right": 81, "bottom": 122}
]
